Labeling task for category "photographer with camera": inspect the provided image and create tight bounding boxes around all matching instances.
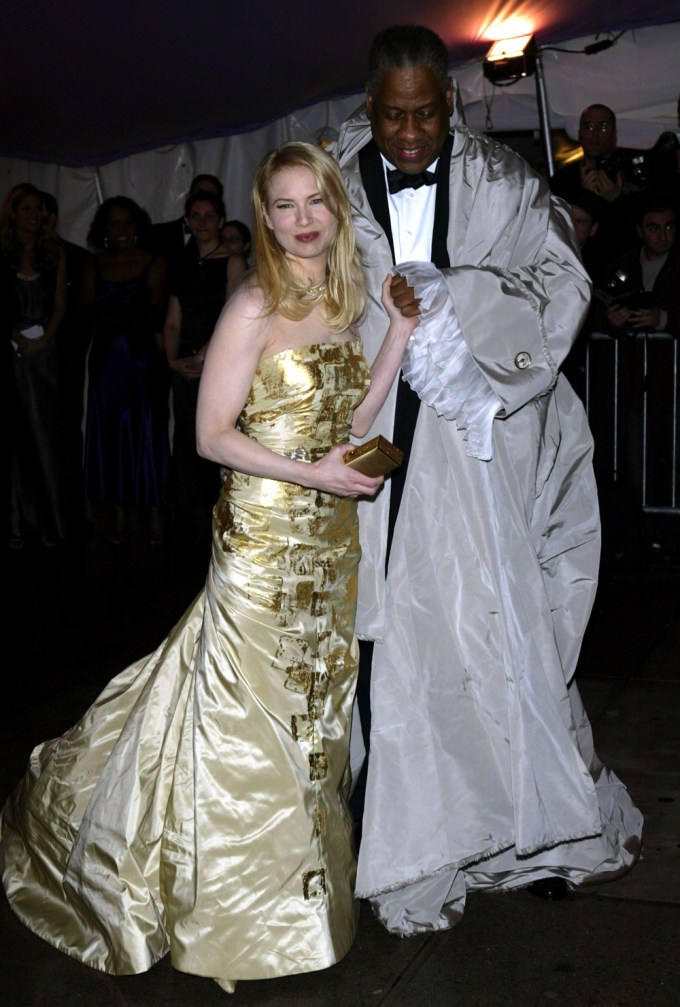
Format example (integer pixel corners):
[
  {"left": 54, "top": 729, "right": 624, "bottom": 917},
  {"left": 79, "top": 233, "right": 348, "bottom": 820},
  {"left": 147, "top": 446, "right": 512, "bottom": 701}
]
[
  {"left": 552, "top": 105, "right": 646, "bottom": 271},
  {"left": 599, "top": 195, "right": 678, "bottom": 337},
  {"left": 552, "top": 106, "right": 624, "bottom": 200},
  {"left": 578, "top": 106, "right": 624, "bottom": 202}
]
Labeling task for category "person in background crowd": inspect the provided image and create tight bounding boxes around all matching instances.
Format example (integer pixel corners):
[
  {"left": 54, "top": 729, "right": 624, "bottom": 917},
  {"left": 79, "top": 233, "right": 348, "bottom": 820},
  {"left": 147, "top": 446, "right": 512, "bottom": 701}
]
[
  {"left": 551, "top": 104, "right": 643, "bottom": 266},
  {"left": 601, "top": 196, "right": 678, "bottom": 338},
  {"left": 2, "top": 183, "right": 72, "bottom": 548},
  {"left": 151, "top": 173, "right": 224, "bottom": 274},
  {"left": 39, "top": 191, "right": 90, "bottom": 523},
  {"left": 593, "top": 194, "right": 679, "bottom": 563},
  {"left": 221, "top": 218, "right": 252, "bottom": 265},
  {"left": 632, "top": 94, "right": 680, "bottom": 205},
  {"left": 567, "top": 189, "right": 603, "bottom": 279},
  {"left": 552, "top": 105, "right": 623, "bottom": 203},
  {"left": 163, "top": 189, "right": 247, "bottom": 553},
  {"left": 39, "top": 192, "right": 89, "bottom": 309},
  {"left": 80, "top": 196, "right": 169, "bottom": 545}
]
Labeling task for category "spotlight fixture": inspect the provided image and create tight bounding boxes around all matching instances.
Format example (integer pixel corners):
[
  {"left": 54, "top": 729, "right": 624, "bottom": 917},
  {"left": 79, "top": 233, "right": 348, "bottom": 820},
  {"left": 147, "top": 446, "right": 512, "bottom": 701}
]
[
  {"left": 483, "top": 33, "right": 537, "bottom": 85},
  {"left": 481, "top": 32, "right": 555, "bottom": 176}
]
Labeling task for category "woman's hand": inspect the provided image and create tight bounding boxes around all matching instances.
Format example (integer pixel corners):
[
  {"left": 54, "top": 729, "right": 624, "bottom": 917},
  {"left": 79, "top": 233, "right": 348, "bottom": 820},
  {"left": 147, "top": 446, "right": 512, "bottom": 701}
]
[
  {"left": 170, "top": 353, "right": 204, "bottom": 379},
  {"left": 306, "top": 444, "right": 384, "bottom": 498},
  {"left": 14, "top": 332, "right": 48, "bottom": 357}
]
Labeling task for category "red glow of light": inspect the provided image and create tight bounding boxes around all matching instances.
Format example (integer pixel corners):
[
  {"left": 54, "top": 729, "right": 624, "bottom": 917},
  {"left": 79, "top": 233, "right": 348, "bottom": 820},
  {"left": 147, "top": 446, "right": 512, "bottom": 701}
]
[
  {"left": 483, "top": 17, "right": 535, "bottom": 41},
  {"left": 474, "top": 2, "right": 543, "bottom": 42}
]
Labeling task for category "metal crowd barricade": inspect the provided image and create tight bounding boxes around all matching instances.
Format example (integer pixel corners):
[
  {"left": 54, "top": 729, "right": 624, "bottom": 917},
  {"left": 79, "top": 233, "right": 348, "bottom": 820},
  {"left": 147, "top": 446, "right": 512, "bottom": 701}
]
[{"left": 585, "top": 331, "right": 679, "bottom": 516}]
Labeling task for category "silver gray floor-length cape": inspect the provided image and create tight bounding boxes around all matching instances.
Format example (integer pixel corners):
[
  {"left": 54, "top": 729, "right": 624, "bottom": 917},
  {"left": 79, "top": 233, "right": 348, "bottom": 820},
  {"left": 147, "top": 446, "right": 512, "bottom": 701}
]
[{"left": 336, "top": 97, "right": 643, "bottom": 936}]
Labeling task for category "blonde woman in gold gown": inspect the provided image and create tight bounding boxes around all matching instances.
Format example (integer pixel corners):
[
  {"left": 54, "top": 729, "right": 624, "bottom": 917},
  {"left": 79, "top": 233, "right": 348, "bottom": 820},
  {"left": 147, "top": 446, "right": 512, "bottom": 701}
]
[{"left": 0, "top": 142, "right": 418, "bottom": 994}]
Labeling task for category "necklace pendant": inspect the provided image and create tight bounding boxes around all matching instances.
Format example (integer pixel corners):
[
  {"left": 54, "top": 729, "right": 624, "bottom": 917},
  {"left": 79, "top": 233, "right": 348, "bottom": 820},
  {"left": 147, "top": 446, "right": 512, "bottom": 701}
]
[{"left": 304, "top": 279, "right": 328, "bottom": 299}]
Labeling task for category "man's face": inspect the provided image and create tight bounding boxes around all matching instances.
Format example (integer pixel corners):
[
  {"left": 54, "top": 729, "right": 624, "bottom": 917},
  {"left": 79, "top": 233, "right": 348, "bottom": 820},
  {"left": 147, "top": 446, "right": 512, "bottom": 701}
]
[
  {"left": 578, "top": 107, "right": 616, "bottom": 160},
  {"left": 637, "top": 209, "right": 676, "bottom": 258},
  {"left": 568, "top": 204, "right": 598, "bottom": 249},
  {"left": 366, "top": 66, "right": 453, "bottom": 175}
]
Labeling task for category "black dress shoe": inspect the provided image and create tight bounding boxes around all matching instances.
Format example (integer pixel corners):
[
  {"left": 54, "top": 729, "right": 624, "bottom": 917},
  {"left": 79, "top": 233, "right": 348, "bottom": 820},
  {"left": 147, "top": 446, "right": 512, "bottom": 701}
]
[{"left": 527, "top": 877, "right": 570, "bottom": 900}]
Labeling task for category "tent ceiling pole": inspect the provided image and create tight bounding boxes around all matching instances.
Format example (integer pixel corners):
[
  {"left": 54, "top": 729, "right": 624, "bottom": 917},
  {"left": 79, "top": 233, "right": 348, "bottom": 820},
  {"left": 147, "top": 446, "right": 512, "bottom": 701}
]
[{"left": 535, "top": 52, "right": 555, "bottom": 177}]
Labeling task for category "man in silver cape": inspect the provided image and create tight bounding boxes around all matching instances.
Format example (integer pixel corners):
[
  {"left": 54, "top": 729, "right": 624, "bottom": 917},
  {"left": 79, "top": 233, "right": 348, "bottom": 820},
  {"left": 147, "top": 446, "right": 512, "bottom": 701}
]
[{"left": 334, "top": 25, "right": 642, "bottom": 937}]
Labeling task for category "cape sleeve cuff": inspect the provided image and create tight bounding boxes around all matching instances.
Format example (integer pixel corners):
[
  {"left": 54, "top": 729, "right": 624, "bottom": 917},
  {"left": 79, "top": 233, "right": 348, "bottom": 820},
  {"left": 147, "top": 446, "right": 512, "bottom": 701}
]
[{"left": 395, "top": 261, "right": 502, "bottom": 461}]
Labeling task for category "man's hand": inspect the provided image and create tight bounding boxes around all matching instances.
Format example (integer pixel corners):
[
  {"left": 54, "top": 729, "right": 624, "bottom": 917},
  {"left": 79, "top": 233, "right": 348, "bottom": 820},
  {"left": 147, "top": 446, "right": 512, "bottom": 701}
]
[
  {"left": 628, "top": 306, "right": 661, "bottom": 331},
  {"left": 389, "top": 273, "right": 421, "bottom": 318},
  {"left": 581, "top": 166, "right": 623, "bottom": 202},
  {"left": 606, "top": 303, "right": 631, "bottom": 329}
]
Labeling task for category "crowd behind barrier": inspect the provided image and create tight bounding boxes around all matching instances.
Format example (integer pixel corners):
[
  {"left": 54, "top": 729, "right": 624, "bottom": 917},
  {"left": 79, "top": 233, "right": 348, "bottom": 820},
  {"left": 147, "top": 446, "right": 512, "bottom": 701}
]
[
  {"left": 3, "top": 121, "right": 679, "bottom": 562},
  {"left": 3, "top": 177, "right": 251, "bottom": 554}
]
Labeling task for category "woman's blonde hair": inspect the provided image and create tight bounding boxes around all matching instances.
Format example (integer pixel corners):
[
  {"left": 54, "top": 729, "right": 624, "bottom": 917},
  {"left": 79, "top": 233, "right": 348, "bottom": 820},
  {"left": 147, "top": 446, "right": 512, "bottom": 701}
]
[{"left": 252, "top": 142, "right": 365, "bottom": 331}]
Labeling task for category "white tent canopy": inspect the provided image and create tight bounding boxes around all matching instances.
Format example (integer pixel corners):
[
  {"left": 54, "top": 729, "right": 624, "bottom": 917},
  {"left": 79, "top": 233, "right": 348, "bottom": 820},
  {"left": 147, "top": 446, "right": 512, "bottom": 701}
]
[{"left": 2, "top": 22, "right": 677, "bottom": 247}]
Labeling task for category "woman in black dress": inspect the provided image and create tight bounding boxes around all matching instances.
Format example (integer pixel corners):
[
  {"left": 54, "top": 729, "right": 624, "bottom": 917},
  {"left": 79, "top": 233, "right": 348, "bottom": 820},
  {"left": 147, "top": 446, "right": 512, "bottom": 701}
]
[{"left": 163, "top": 190, "right": 247, "bottom": 549}]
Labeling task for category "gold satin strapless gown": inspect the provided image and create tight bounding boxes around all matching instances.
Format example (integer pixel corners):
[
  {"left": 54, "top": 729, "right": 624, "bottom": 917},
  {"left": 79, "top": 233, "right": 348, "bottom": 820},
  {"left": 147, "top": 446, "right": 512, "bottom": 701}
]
[{"left": 1, "top": 341, "right": 370, "bottom": 988}]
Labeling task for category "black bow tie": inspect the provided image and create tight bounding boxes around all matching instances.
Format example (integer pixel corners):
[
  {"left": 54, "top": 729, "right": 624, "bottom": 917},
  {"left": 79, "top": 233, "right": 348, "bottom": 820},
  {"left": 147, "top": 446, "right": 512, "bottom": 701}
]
[{"left": 386, "top": 167, "right": 437, "bottom": 194}]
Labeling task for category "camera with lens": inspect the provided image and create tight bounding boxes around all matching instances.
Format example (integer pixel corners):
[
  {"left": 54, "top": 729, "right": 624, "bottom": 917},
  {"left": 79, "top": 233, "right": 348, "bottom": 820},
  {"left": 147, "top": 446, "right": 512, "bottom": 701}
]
[
  {"left": 621, "top": 151, "right": 669, "bottom": 189},
  {"left": 636, "top": 131, "right": 680, "bottom": 187},
  {"left": 595, "top": 269, "right": 655, "bottom": 311},
  {"left": 600, "top": 132, "right": 680, "bottom": 190},
  {"left": 595, "top": 156, "right": 622, "bottom": 183},
  {"left": 596, "top": 153, "right": 647, "bottom": 188}
]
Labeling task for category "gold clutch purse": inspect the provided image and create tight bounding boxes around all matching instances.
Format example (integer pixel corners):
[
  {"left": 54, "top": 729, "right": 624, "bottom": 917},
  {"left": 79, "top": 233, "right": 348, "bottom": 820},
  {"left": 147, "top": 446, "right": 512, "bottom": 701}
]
[{"left": 343, "top": 435, "right": 404, "bottom": 476}]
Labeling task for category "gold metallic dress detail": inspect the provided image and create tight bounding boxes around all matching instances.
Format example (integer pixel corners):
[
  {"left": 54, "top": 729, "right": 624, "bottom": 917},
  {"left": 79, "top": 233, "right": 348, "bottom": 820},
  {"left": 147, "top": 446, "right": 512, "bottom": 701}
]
[{"left": 1, "top": 341, "right": 370, "bottom": 985}]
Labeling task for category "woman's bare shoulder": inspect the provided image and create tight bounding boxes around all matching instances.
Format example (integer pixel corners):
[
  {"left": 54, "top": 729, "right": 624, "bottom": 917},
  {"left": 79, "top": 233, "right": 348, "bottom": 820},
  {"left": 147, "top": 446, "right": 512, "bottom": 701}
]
[
  {"left": 225, "top": 275, "right": 276, "bottom": 330},
  {"left": 227, "top": 274, "right": 267, "bottom": 317},
  {"left": 213, "top": 276, "right": 271, "bottom": 350}
]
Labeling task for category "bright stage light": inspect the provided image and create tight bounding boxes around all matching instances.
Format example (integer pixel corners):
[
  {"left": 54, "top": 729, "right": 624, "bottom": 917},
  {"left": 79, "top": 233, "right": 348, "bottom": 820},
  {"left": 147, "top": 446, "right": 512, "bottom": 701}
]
[
  {"left": 480, "top": 29, "right": 554, "bottom": 175},
  {"left": 482, "top": 33, "right": 537, "bottom": 84}
]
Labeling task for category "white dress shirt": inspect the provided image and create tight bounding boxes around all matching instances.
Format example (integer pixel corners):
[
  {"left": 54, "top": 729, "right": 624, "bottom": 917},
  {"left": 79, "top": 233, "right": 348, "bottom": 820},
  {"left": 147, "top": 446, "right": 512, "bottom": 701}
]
[{"left": 381, "top": 154, "right": 438, "bottom": 262}]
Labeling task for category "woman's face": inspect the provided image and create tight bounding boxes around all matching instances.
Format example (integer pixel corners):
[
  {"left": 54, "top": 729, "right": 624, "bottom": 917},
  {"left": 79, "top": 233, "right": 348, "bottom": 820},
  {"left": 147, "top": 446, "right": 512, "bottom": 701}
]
[
  {"left": 185, "top": 200, "right": 223, "bottom": 243},
  {"left": 13, "top": 195, "right": 43, "bottom": 236},
  {"left": 105, "top": 206, "right": 137, "bottom": 250},
  {"left": 221, "top": 223, "right": 248, "bottom": 256},
  {"left": 264, "top": 165, "right": 338, "bottom": 267}
]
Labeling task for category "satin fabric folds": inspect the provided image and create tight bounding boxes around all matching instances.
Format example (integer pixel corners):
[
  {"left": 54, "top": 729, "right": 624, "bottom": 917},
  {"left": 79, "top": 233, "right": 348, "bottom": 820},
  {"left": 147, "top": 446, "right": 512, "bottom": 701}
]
[
  {"left": 1, "top": 341, "right": 369, "bottom": 984},
  {"left": 336, "top": 106, "right": 643, "bottom": 936}
]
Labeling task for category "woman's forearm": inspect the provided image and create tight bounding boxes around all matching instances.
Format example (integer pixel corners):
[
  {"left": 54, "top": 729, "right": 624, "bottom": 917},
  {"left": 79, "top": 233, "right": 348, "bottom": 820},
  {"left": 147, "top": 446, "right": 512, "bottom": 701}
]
[
  {"left": 351, "top": 320, "right": 412, "bottom": 437},
  {"left": 197, "top": 423, "right": 320, "bottom": 488}
]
